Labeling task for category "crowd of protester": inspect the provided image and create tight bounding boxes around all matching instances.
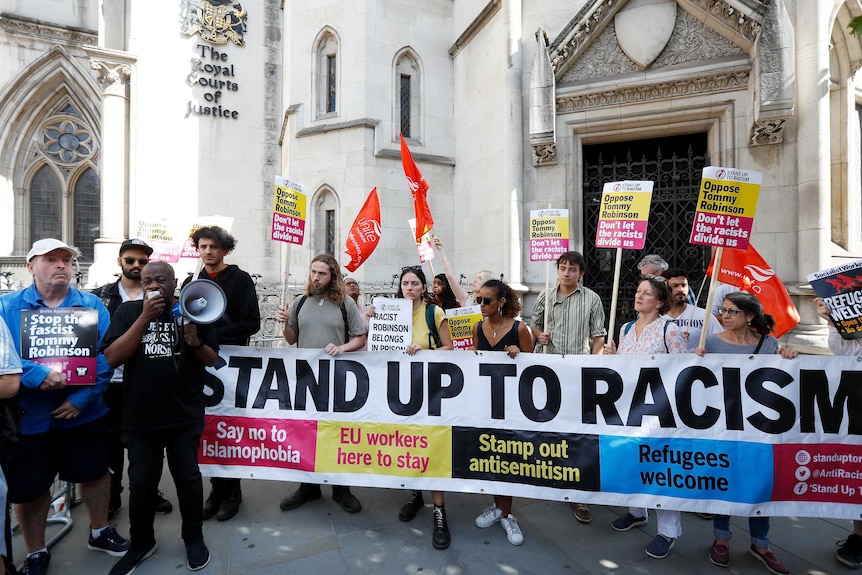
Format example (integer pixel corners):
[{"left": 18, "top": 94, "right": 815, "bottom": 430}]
[{"left": 0, "top": 234, "right": 857, "bottom": 575}]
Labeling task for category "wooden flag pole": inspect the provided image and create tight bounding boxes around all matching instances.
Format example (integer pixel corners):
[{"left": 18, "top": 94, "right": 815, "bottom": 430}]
[
  {"left": 541, "top": 203, "right": 552, "bottom": 353},
  {"left": 280, "top": 243, "right": 293, "bottom": 317},
  {"left": 607, "top": 247, "right": 623, "bottom": 346},
  {"left": 698, "top": 247, "right": 723, "bottom": 350}
]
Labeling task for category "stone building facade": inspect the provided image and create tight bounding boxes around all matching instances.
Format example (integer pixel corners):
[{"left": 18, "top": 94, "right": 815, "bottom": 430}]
[{"left": 0, "top": 0, "right": 860, "bottom": 350}]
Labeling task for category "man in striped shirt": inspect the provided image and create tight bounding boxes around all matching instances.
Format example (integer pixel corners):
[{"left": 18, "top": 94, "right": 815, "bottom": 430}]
[{"left": 531, "top": 251, "right": 606, "bottom": 524}]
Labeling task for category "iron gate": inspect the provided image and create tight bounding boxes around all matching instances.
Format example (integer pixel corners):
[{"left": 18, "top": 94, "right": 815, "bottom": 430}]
[{"left": 582, "top": 134, "right": 710, "bottom": 335}]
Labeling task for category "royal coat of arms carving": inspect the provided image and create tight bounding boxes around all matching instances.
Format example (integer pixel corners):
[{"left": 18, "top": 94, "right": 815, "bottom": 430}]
[{"left": 180, "top": 0, "right": 247, "bottom": 46}]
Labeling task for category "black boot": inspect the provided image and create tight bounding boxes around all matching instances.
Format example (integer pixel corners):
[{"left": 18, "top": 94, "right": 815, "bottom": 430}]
[
  {"left": 202, "top": 481, "right": 224, "bottom": 520},
  {"left": 279, "top": 483, "right": 322, "bottom": 511},
  {"left": 217, "top": 481, "right": 242, "bottom": 521},
  {"left": 432, "top": 505, "right": 451, "bottom": 550},
  {"left": 331, "top": 486, "right": 361, "bottom": 514},
  {"left": 399, "top": 490, "right": 424, "bottom": 522}
]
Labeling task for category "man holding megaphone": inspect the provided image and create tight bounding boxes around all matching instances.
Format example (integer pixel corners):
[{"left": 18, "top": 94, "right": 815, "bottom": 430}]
[{"left": 102, "top": 261, "right": 218, "bottom": 575}]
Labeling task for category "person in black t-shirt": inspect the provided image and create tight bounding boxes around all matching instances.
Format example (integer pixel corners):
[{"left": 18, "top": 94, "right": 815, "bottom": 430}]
[{"left": 102, "top": 262, "right": 218, "bottom": 575}]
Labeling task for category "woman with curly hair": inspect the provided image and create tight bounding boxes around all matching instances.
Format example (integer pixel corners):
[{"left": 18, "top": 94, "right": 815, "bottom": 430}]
[
  {"left": 431, "top": 273, "right": 460, "bottom": 310},
  {"left": 471, "top": 279, "right": 532, "bottom": 545}
]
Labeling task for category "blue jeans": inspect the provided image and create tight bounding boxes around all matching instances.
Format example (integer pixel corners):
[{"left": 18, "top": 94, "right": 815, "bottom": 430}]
[{"left": 713, "top": 514, "right": 770, "bottom": 549}]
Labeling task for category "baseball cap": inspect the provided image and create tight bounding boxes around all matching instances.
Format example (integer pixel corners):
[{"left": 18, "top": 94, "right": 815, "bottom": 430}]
[
  {"left": 26, "top": 238, "right": 80, "bottom": 262},
  {"left": 119, "top": 238, "right": 154, "bottom": 256}
]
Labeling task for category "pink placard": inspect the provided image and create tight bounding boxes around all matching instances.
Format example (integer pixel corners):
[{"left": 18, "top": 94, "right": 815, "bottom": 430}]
[
  {"left": 271, "top": 213, "right": 306, "bottom": 245},
  {"left": 200, "top": 415, "right": 317, "bottom": 471}
]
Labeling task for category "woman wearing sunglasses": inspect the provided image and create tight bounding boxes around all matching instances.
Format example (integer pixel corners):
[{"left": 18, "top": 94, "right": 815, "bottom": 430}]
[
  {"left": 470, "top": 279, "right": 533, "bottom": 545},
  {"left": 383, "top": 265, "right": 454, "bottom": 549},
  {"left": 694, "top": 291, "right": 796, "bottom": 575},
  {"left": 604, "top": 275, "right": 687, "bottom": 559}
]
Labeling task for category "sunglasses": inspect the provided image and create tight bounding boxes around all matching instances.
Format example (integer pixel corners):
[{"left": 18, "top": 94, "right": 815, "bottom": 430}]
[
  {"left": 641, "top": 274, "right": 667, "bottom": 283},
  {"left": 401, "top": 265, "right": 423, "bottom": 274},
  {"left": 345, "top": 281, "right": 358, "bottom": 286},
  {"left": 124, "top": 257, "right": 149, "bottom": 266},
  {"left": 475, "top": 296, "right": 494, "bottom": 305},
  {"left": 718, "top": 307, "right": 743, "bottom": 316}
]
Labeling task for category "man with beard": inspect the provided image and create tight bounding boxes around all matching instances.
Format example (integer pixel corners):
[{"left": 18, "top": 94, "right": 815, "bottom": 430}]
[
  {"left": 275, "top": 254, "right": 366, "bottom": 513},
  {"left": 185, "top": 226, "right": 260, "bottom": 522},
  {"left": 93, "top": 239, "right": 173, "bottom": 519},
  {"left": 661, "top": 268, "right": 722, "bottom": 352}
]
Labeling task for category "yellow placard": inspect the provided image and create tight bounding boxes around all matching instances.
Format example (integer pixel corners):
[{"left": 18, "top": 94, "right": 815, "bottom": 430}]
[
  {"left": 315, "top": 421, "right": 452, "bottom": 477},
  {"left": 273, "top": 184, "right": 307, "bottom": 219},
  {"left": 697, "top": 179, "right": 760, "bottom": 218},
  {"left": 529, "top": 216, "right": 569, "bottom": 240}
]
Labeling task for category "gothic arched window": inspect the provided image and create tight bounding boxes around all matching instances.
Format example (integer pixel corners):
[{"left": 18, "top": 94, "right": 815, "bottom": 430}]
[{"left": 394, "top": 48, "right": 421, "bottom": 140}]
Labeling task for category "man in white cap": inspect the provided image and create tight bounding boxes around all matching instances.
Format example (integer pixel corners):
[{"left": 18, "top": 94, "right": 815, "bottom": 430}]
[{"left": 0, "top": 238, "right": 129, "bottom": 575}]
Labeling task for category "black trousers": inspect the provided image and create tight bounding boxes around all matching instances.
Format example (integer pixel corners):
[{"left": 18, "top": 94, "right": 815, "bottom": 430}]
[
  {"left": 104, "top": 383, "right": 124, "bottom": 499},
  {"left": 123, "top": 424, "right": 204, "bottom": 550}
]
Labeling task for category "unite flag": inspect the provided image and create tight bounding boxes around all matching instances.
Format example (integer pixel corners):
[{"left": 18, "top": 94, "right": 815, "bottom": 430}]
[
  {"left": 399, "top": 134, "right": 433, "bottom": 242},
  {"left": 707, "top": 244, "right": 800, "bottom": 337},
  {"left": 344, "top": 188, "right": 382, "bottom": 272}
]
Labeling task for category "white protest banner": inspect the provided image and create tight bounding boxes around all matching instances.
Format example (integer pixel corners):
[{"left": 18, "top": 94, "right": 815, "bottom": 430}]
[
  {"left": 271, "top": 176, "right": 307, "bottom": 245},
  {"left": 408, "top": 218, "right": 435, "bottom": 263},
  {"left": 367, "top": 297, "right": 412, "bottom": 351},
  {"left": 201, "top": 347, "right": 862, "bottom": 520},
  {"left": 20, "top": 308, "right": 99, "bottom": 385},
  {"left": 445, "top": 305, "right": 482, "bottom": 350},
  {"left": 529, "top": 209, "right": 569, "bottom": 261}
]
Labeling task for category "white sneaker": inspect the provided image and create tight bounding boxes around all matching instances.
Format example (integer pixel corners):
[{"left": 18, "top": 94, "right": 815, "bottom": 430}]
[
  {"left": 501, "top": 514, "right": 524, "bottom": 545},
  {"left": 474, "top": 505, "right": 502, "bottom": 528}
]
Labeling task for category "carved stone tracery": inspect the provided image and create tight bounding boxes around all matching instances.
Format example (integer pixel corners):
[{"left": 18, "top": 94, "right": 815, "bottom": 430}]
[
  {"left": 562, "top": 10, "right": 744, "bottom": 83},
  {"left": 549, "top": 0, "right": 763, "bottom": 77},
  {"left": 557, "top": 70, "right": 750, "bottom": 112},
  {"left": 531, "top": 142, "right": 557, "bottom": 166},
  {"left": 750, "top": 118, "right": 786, "bottom": 145}
]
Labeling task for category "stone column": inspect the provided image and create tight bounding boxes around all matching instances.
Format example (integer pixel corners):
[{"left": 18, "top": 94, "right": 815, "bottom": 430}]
[
  {"left": 84, "top": 48, "right": 135, "bottom": 286},
  {"left": 503, "top": 0, "right": 525, "bottom": 287},
  {"left": 795, "top": 2, "right": 830, "bottom": 278}
]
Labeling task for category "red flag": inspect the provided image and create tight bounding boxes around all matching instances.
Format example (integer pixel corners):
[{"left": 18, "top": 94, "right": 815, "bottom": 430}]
[
  {"left": 707, "top": 244, "right": 800, "bottom": 337},
  {"left": 399, "top": 134, "right": 433, "bottom": 242},
  {"left": 344, "top": 188, "right": 382, "bottom": 272}
]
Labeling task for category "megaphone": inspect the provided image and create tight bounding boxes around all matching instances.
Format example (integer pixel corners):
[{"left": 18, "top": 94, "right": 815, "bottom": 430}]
[{"left": 173, "top": 279, "right": 226, "bottom": 324}]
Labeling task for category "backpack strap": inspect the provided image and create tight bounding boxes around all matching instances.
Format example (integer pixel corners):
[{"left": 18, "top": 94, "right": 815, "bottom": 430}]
[
  {"left": 753, "top": 334, "right": 766, "bottom": 354},
  {"left": 340, "top": 302, "right": 349, "bottom": 344},
  {"left": 293, "top": 295, "right": 308, "bottom": 339},
  {"left": 425, "top": 303, "right": 442, "bottom": 349},
  {"left": 624, "top": 319, "right": 672, "bottom": 353}
]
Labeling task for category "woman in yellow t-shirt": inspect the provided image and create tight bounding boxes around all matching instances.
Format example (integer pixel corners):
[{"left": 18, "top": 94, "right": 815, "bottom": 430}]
[{"left": 390, "top": 266, "right": 453, "bottom": 549}]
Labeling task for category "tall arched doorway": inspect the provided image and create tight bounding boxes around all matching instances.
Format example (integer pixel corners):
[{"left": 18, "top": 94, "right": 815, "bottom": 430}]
[{"left": 582, "top": 133, "right": 710, "bottom": 327}]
